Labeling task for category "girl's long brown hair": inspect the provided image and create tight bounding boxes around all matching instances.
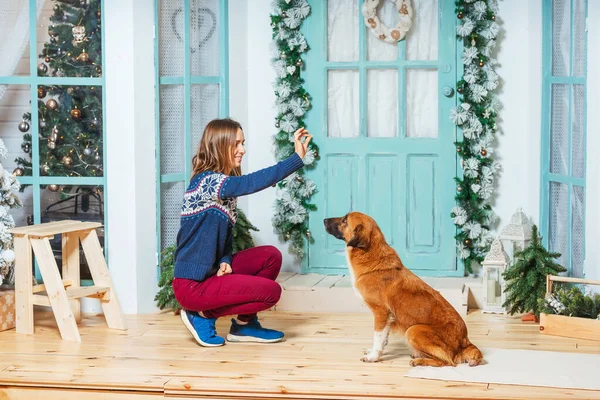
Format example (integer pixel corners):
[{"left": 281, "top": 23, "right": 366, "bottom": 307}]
[{"left": 191, "top": 118, "right": 242, "bottom": 177}]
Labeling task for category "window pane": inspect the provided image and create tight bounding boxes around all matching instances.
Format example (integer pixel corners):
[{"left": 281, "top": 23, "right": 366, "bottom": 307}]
[
  {"left": 328, "top": 70, "right": 359, "bottom": 138},
  {"left": 191, "top": 84, "right": 219, "bottom": 153},
  {"left": 572, "top": 85, "right": 584, "bottom": 178},
  {"left": 37, "top": 85, "right": 103, "bottom": 178},
  {"left": 573, "top": 0, "right": 586, "bottom": 77},
  {"left": 0, "top": 84, "right": 31, "bottom": 176},
  {"left": 406, "top": 0, "right": 438, "bottom": 61},
  {"left": 328, "top": 0, "right": 358, "bottom": 62},
  {"left": 571, "top": 185, "right": 584, "bottom": 278},
  {"left": 159, "top": 0, "right": 185, "bottom": 76},
  {"left": 38, "top": 1, "right": 102, "bottom": 78},
  {"left": 552, "top": 0, "right": 570, "bottom": 77},
  {"left": 1, "top": 0, "right": 30, "bottom": 78},
  {"left": 406, "top": 69, "right": 437, "bottom": 138},
  {"left": 191, "top": 0, "right": 220, "bottom": 76},
  {"left": 549, "top": 182, "right": 568, "bottom": 270},
  {"left": 161, "top": 181, "right": 185, "bottom": 250},
  {"left": 367, "top": 1, "right": 398, "bottom": 61},
  {"left": 550, "top": 84, "right": 568, "bottom": 175},
  {"left": 367, "top": 69, "right": 397, "bottom": 137},
  {"left": 160, "top": 84, "right": 185, "bottom": 175}
]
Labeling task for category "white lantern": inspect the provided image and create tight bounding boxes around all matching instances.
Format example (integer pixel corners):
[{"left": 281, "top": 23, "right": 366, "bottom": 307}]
[
  {"left": 499, "top": 207, "right": 533, "bottom": 262},
  {"left": 481, "top": 238, "right": 510, "bottom": 314}
]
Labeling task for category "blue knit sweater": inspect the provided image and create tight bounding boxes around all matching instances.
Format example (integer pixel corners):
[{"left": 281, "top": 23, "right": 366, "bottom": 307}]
[{"left": 174, "top": 153, "right": 305, "bottom": 282}]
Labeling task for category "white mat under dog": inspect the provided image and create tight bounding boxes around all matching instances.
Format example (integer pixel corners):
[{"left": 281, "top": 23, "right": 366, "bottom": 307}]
[{"left": 405, "top": 347, "right": 600, "bottom": 391}]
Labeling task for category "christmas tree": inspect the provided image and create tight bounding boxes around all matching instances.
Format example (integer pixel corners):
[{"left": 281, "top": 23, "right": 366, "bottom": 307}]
[
  {"left": 155, "top": 208, "right": 259, "bottom": 313},
  {"left": 0, "top": 139, "right": 22, "bottom": 285},
  {"left": 502, "top": 224, "right": 567, "bottom": 318},
  {"left": 13, "top": 0, "right": 103, "bottom": 193},
  {"left": 539, "top": 284, "right": 600, "bottom": 320}
]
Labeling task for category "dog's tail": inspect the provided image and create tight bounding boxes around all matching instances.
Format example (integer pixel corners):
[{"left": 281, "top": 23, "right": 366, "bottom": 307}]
[{"left": 456, "top": 342, "right": 483, "bottom": 367}]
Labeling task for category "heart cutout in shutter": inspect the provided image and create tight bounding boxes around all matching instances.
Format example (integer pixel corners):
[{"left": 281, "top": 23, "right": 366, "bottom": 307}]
[{"left": 171, "top": 7, "right": 217, "bottom": 54}]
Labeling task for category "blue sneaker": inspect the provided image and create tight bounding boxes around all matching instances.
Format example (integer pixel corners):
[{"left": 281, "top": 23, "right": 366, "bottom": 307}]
[
  {"left": 180, "top": 309, "right": 225, "bottom": 347},
  {"left": 226, "top": 317, "right": 284, "bottom": 343}
]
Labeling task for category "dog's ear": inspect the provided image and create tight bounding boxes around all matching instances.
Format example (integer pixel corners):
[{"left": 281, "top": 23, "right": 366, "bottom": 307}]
[{"left": 347, "top": 224, "right": 370, "bottom": 249}]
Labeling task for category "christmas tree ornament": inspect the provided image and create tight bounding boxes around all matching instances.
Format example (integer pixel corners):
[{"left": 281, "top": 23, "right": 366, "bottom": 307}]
[
  {"left": 481, "top": 149, "right": 487, "bottom": 156},
  {"left": 76, "top": 50, "right": 90, "bottom": 63},
  {"left": 37, "top": 63, "right": 48, "bottom": 73},
  {"left": 47, "top": 140, "right": 56, "bottom": 150},
  {"left": 13, "top": 167, "right": 24, "bottom": 176},
  {"left": 40, "top": 119, "right": 47, "bottom": 128},
  {"left": 72, "top": 25, "right": 86, "bottom": 43},
  {"left": 84, "top": 147, "right": 93, "bottom": 156},
  {"left": 18, "top": 120, "right": 30, "bottom": 132},
  {"left": 458, "top": 12, "right": 463, "bottom": 19},
  {"left": 285, "top": 233, "right": 291, "bottom": 241},
  {"left": 70, "top": 107, "right": 82, "bottom": 119},
  {"left": 306, "top": 230, "right": 311, "bottom": 238},
  {"left": 21, "top": 143, "right": 30, "bottom": 153},
  {"left": 61, "top": 156, "right": 73, "bottom": 167},
  {"left": 46, "top": 98, "right": 58, "bottom": 110},
  {"left": 91, "top": 117, "right": 99, "bottom": 126},
  {"left": 47, "top": 184, "right": 59, "bottom": 192},
  {"left": 40, "top": 164, "right": 50, "bottom": 175},
  {"left": 296, "top": 59, "right": 303, "bottom": 67},
  {"left": 44, "top": 56, "right": 51, "bottom": 63},
  {"left": 37, "top": 87, "right": 47, "bottom": 98},
  {"left": 50, "top": 126, "right": 59, "bottom": 142},
  {"left": 282, "top": 11, "right": 287, "bottom": 17}
]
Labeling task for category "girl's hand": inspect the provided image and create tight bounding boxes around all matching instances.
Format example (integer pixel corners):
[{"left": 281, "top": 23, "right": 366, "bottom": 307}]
[
  {"left": 217, "top": 262, "right": 232, "bottom": 276},
  {"left": 293, "top": 127, "right": 312, "bottom": 159}
]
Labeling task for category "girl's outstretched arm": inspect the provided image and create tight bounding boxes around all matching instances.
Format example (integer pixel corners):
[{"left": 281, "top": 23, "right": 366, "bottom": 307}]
[{"left": 217, "top": 128, "right": 312, "bottom": 199}]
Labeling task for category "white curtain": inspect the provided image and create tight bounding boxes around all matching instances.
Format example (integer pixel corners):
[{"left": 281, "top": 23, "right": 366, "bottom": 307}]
[
  {"left": 0, "top": 0, "right": 46, "bottom": 99},
  {"left": 327, "top": 0, "right": 438, "bottom": 138}
]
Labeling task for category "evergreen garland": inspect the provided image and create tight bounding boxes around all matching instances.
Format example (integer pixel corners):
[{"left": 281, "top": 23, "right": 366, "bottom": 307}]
[
  {"left": 154, "top": 208, "right": 259, "bottom": 313},
  {"left": 451, "top": 0, "right": 501, "bottom": 273},
  {"left": 269, "top": 0, "right": 319, "bottom": 260},
  {"left": 539, "top": 283, "right": 600, "bottom": 320},
  {"left": 502, "top": 225, "right": 567, "bottom": 317}
]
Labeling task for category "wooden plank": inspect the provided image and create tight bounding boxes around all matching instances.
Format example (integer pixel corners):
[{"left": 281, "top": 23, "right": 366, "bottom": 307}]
[
  {"left": 312, "top": 275, "right": 344, "bottom": 289},
  {"left": 275, "top": 272, "right": 296, "bottom": 283},
  {"left": 332, "top": 275, "right": 353, "bottom": 288},
  {"left": 29, "top": 238, "right": 81, "bottom": 342},
  {"left": 281, "top": 274, "right": 325, "bottom": 291},
  {"left": 79, "top": 229, "right": 127, "bottom": 331},
  {"left": 63, "top": 232, "right": 81, "bottom": 323},
  {"left": 9, "top": 220, "right": 74, "bottom": 235},
  {"left": 32, "top": 279, "right": 73, "bottom": 294},
  {"left": 32, "top": 294, "right": 51, "bottom": 307},
  {"left": 66, "top": 286, "right": 110, "bottom": 300},
  {"left": 14, "top": 235, "right": 33, "bottom": 335},
  {"left": 0, "top": 388, "right": 164, "bottom": 400},
  {"left": 26, "top": 222, "right": 102, "bottom": 238},
  {"left": 540, "top": 313, "right": 600, "bottom": 342}
]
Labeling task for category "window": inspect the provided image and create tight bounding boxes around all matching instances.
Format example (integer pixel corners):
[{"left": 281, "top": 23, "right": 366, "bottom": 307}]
[
  {"left": 540, "top": 0, "right": 587, "bottom": 277},
  {"left": 0, "top": 0, "right": 106, "bottom": 283},
  {"left": 154, "top": 0, "right": 229, "bottom": 261}
]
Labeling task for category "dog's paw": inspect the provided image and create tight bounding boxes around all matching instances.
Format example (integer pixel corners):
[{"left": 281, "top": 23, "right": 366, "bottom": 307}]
[
  {"left": 409, "top": 359, "right": 419, "bottom": 367},
  {"left": 360, "top": 351, "right": 381, "bottom": 363}
]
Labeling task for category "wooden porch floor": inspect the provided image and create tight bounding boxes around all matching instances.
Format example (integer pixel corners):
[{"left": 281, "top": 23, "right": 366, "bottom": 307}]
[{"left": 0, "top": 310, "right": 599, "bottom": 399}]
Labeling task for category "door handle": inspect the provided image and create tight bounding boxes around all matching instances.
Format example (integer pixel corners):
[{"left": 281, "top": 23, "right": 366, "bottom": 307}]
[{"left": 443, "top": 86, "right": 454, "bottom": 98}]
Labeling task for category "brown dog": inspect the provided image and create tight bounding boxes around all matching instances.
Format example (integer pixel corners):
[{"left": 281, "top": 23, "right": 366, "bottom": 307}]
[{"left": 324, "top": 212, "right": 483, "bottom": 367}]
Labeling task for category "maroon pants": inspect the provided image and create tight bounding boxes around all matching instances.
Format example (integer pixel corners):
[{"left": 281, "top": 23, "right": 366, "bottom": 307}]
[{"left": 172, "top": 245, "right": 283, "bottom": 322}]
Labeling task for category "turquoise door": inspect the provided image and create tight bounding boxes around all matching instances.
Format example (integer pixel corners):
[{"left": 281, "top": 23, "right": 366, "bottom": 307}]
[{"left": 303, "top": 0, "right": 460, "bottom": 276}]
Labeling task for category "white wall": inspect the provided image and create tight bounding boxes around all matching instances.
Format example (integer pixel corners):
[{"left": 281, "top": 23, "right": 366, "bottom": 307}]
[{"left": 105, "top": 0, "right": 158, "bottom": 313}]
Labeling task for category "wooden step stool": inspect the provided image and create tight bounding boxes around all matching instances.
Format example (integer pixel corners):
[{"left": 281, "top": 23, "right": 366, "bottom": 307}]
[{"left": 9, "top": 220, "right": 127, "bottom": 341}]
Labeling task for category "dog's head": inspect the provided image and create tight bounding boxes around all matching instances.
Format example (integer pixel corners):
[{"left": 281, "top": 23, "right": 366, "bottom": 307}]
[{"left": 323, "top": 212, "right": 377, "bottom": 249}]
